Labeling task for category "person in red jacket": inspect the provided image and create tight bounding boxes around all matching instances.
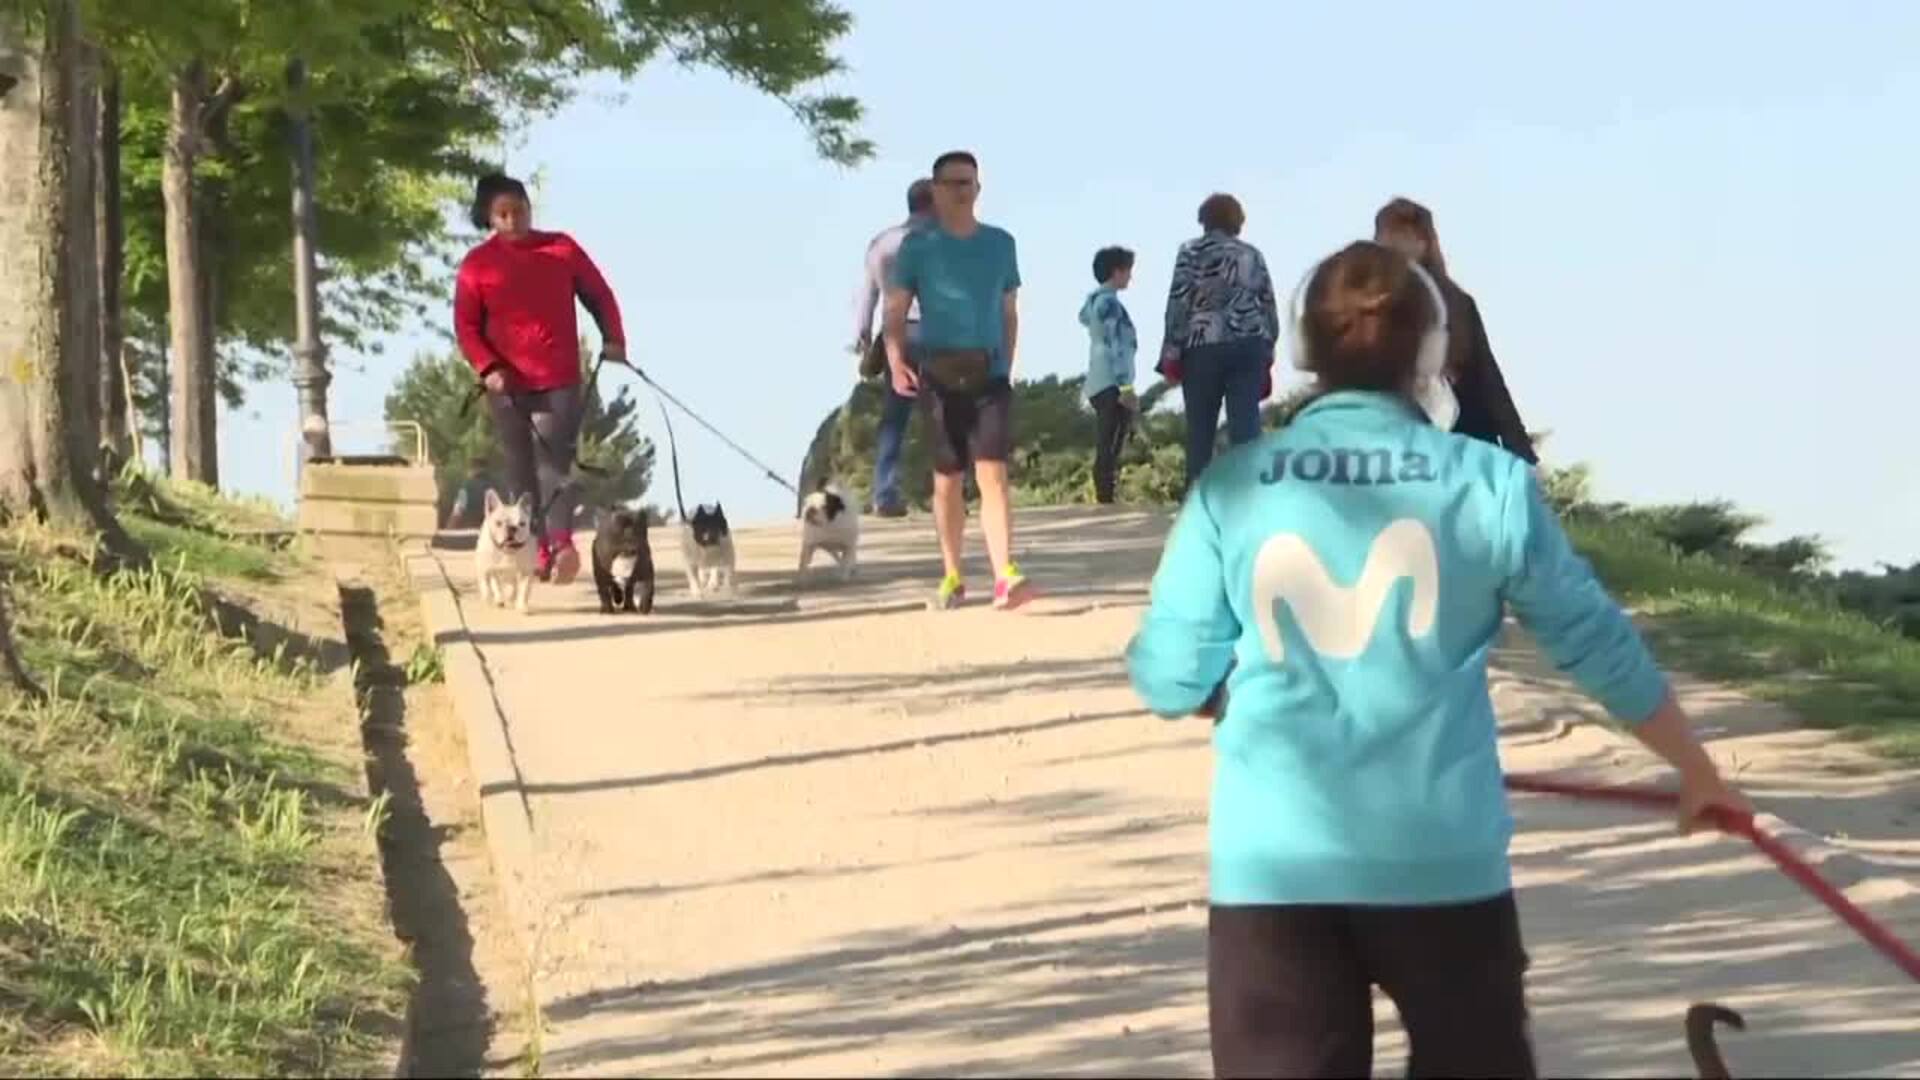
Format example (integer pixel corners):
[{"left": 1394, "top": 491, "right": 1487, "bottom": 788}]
[{"left": 454, "top": 173, "right": 627, "bottom": 586}]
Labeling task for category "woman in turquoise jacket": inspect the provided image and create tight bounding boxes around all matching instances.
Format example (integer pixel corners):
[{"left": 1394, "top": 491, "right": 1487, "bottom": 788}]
[{"left": 1126, "top": 241, "right": 1749, "bottom": 1078}]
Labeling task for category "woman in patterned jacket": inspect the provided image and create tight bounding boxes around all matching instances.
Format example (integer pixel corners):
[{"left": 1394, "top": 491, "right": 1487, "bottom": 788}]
[{"left": 1158, "top": 193, "right": 1281, "bottom": 490}]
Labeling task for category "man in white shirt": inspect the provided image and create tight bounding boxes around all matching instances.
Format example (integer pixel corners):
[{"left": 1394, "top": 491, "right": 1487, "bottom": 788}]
[{"left": 852, "top": 178, "right": 933, "bottom": 517}]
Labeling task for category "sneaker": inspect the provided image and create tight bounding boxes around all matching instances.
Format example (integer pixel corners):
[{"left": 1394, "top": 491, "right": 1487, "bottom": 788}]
[
  {"left": 930, "top": 572, "right": 967, "bottom": 611},
  {"left": 534, "top": 539, "right": 554, "bottom": 582},
  {"left": 993, "top": 564, "right": 1034, "bottom": 611},
  {"left": 872, "top": 502, "right": 909, "bottom": 519},
  {"left": 549, "top": 531, "right": 582, "bottom": 586}
]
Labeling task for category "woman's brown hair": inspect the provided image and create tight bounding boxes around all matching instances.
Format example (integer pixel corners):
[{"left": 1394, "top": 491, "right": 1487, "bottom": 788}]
[
  {"left": 1198, "top": 193, "right": 1245, "bottom": 235},
  {"left": 1297, "top": 241, "right": 1439, "bottom": 395},
  {"left": 1373, "top": 196, "right": 1448, "bottom": 277}
]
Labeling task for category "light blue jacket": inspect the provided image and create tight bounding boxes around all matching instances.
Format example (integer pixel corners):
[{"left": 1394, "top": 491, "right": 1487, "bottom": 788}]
[
  {"left": 1126, "top": 390, "right": 1669, "bottom": 907},
  {"left": 1079, "top": 285, "right": 1137, "bottom": 400}
]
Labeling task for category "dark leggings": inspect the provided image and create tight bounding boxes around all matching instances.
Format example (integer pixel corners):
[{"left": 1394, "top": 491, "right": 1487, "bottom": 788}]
[
  {"left": 1209, "top": 893, "right": 1536, "bottom": 1079},
  {"left": 485, "top": 385, "right": 585, "bottom": 541},
  {"left": 1089, "top": 386, "right": 1131, "bottom": 503}
]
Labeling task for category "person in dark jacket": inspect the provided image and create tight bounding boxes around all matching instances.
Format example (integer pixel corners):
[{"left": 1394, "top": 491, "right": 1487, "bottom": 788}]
[{"left": 1373, "top": 197, "right": 1537, "bottom": 466}]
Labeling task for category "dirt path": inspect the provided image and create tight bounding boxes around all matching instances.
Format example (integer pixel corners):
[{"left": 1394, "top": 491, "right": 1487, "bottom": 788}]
[{"left": 409, "top": 506, "right": 1920, "bottom": 1078}]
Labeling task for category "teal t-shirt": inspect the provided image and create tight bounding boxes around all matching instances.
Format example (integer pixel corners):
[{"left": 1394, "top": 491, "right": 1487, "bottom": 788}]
[{"left": 887, "top": 222, "right": 1021, "bottom": 375}]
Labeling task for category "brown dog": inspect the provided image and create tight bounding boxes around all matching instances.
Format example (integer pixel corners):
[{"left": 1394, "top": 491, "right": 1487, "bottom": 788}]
[{"left": 1686, "top": 1003, "right": 1745, "bottom": 1079}]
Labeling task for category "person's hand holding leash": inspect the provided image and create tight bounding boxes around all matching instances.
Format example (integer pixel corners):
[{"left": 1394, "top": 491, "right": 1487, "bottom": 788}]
[
  {"left": 1157, "top": 345, "right": 1186, "bottom": 386},
  {"left": 889, "top": 355, "right": 919, "bottom": 397},
  {"left": 1625, "top": 693, "right": 1753, "bottom": 834},
  {"left": 482, "top": 365, "right": 525, "bottom": 396},
  {"left": 1677, "top": 766, "right": 1753, "bottom": 834}
]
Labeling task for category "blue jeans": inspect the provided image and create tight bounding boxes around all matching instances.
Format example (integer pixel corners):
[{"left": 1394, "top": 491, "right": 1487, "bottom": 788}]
[
  {"left": 872, "top": 381, "right": 915, "bottom": 509},
  {"left": 1180, "top": 338, "right": 1267, "bottom": 488}
]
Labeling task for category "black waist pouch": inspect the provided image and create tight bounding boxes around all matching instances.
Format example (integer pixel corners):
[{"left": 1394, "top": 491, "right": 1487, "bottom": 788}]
[{"left": 924, "top": 348, "right": 994, "bottom": 397}]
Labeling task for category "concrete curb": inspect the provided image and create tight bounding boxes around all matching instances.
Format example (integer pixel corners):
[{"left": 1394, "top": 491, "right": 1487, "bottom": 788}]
[{"left": 396, "top": 538, "right": 546, "bottom": 952}]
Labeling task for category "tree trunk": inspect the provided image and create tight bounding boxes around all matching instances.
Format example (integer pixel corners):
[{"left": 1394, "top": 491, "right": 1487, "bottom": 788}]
[
  {"left": 287, "top": 57, "right": 332, "bottom": 463},
  {"left": 95, "top": 53, "right": 128, "bottom": 463},
  {"left": 0, "top": 8, "right": 41, "bottom": 518},
  {"left": 0, "top": 0, "right": 92, "bottom": 525},
  {"left": 163, "top": 59, "right": 216, "bottom": 487},
  {"left": 154, "top": 339, "right": 171, "bottom": 474},
  {"left": 64, "top": 38, "right": 100, "bottom": 458}
]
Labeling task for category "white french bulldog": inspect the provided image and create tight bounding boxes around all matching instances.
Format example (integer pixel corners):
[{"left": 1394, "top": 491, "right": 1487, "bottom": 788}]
[{"left": 474, "top": 488, "right": 538, "bottom": 613}]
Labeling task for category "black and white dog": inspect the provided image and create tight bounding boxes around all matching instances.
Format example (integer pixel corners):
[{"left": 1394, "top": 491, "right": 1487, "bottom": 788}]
[
  {"left": 797, "top": 479, "right": 860, "bottom": 581},
  {"left": 680, "top": 502, "right": 737, "bottom": 599}
]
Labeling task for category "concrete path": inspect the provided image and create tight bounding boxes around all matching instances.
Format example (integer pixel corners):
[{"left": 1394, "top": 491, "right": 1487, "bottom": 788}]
[{"left": 409, "top": 506, "right": 1920, "bottom": 1078}]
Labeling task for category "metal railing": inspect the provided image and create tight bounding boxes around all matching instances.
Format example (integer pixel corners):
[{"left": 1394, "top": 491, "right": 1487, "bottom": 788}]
[{"left": 291, "top": 419, "right": 433, "bottom": 490}]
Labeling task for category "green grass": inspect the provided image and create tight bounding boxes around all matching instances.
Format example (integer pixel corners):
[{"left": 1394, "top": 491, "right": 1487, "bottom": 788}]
[
  {"left": 1569, "top": 514, "right": 1920, "bottom": 761},
  {"left": 0, "top": 478, "right": 404, "bottom": 1077}
]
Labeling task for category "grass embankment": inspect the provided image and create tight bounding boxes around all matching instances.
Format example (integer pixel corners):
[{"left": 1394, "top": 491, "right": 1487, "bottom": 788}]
[
  {"left": 0, "top": 478, "right": 405, "bottom": 1077},
  {"left": 1569, "top": 515, "right": 1920, "bottom": 762}
]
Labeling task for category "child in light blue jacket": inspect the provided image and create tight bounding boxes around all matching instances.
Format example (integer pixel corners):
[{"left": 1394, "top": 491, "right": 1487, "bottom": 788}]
[
  {"left": 1126, "top": 241, "right": 1748, "bottom": 1079},
  {"left": 1080, "top": 245, "right": 1138, "bottom": 504}
]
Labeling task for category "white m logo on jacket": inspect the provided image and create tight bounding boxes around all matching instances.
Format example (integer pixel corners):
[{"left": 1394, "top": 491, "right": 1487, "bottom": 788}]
[{"left": 1251, "top": 518, "right": 1441, "bottom": 663}]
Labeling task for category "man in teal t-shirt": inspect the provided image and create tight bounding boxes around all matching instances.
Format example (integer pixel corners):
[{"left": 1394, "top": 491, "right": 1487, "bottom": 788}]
[{"left": 883, "top": 150, "right": 1032, "bottom": 611}]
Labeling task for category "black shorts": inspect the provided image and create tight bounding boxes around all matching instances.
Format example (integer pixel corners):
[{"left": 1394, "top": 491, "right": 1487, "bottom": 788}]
[
  {"left": 922, "top": 378, "right": 1013, "bottom": 475},
  {"left": 1209, "top": 892, "right": 1536, "bottom": 1078}
]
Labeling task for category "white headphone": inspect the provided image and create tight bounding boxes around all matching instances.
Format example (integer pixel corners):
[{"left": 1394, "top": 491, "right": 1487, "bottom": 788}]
[{"left": 1287, "top": 249, "right": 1459, "bottom": 430}]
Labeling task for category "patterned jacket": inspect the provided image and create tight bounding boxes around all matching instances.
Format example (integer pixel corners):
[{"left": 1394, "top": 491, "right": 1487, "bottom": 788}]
[{"left": 1160, "top": 230, "right": 1280, "bottom": 355}]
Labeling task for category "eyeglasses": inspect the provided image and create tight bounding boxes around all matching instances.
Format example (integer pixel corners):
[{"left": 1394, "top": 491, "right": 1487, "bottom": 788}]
[{"left": 933, "top": 177, "right": 978, "bottom": 189}]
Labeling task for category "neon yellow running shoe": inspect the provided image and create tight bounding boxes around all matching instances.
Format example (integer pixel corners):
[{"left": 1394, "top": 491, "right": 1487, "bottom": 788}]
[{"left": 931, "top": 571, "right": 966, "bottom": 611}]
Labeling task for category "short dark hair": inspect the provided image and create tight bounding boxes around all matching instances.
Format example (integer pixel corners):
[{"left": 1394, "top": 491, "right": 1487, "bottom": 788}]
[
  {"left": 1297, "top": 241, "right": 1439, "bottom": 395},
  {"left": 1092, "top": 246, "right": 1135, "bottom": 283},
  {"left": 906, "top": 178, "right": 934, "bottom": 214},
  {"left": 931, "top": 150, "right": 979, "bottom": 177},
  {"left": 1197, "top": 193, "right": 1245, "bottom": 235},
  {"left": 470, "top": 173, "right": 529, "bottom": 231}
]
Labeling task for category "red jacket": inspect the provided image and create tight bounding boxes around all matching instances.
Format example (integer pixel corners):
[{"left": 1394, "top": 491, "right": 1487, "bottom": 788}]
[{"left": 453, "top": 230, "right": 626, "bottom": 392}]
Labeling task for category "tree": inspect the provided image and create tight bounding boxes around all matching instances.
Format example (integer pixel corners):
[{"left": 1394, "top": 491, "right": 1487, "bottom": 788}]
[
  {"left": 0, "top": 0, "right": 108, "bottom": 526},
  {"left": 85, "top": 0, "right": 427, "bottom": 482},
  {"left": 383, "top": 348, "right": 656, "bottom": 525},
  {"left": 158, "top": 58, "right": 227, "bottom": 484},
  {"left": 92, "top": 0, "right": 870, "bottom": 480},
  {"left": 92, "top": 47, "right": 130, "bottom": 459},
  {"left": 388, "top": 0, "right": 873, "bottom": 166}
]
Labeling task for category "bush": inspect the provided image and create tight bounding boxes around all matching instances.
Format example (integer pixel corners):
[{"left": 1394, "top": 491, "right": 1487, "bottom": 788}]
[
  {"left": 383, "top": 348, "right": 657, "bottom": 526},
  {"left": 799, "top": 370, "right": 1916, "bottom": 645}
]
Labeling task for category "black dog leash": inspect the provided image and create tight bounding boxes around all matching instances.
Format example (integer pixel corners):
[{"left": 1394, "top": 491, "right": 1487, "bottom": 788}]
[
  {"left": 464, "top": 353, "right": 800, "bottom": 498},
  {"left": 460, "top": 371, "right": 611, "bottom": 479},
  {"left": 597, "top": 356, "right": 800, "bottom": 497}
]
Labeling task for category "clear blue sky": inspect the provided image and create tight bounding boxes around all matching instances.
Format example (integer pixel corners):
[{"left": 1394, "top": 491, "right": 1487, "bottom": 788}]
[{"left": 217, "top": 0, "right": 1920, "bottom": 571}]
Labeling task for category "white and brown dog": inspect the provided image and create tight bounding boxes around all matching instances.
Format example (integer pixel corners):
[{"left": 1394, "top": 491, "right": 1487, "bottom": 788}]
[
  {"left": 474, "top": 488, "right": 538, "bottom": 612},
  {"left": 797, "top": 480, "right": 860, "bottom": 581}
]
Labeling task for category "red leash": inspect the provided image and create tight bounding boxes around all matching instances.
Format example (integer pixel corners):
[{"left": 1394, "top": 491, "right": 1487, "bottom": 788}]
[{"left": 1505, "top": 773, "right": 1920, "bottom": 984}]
